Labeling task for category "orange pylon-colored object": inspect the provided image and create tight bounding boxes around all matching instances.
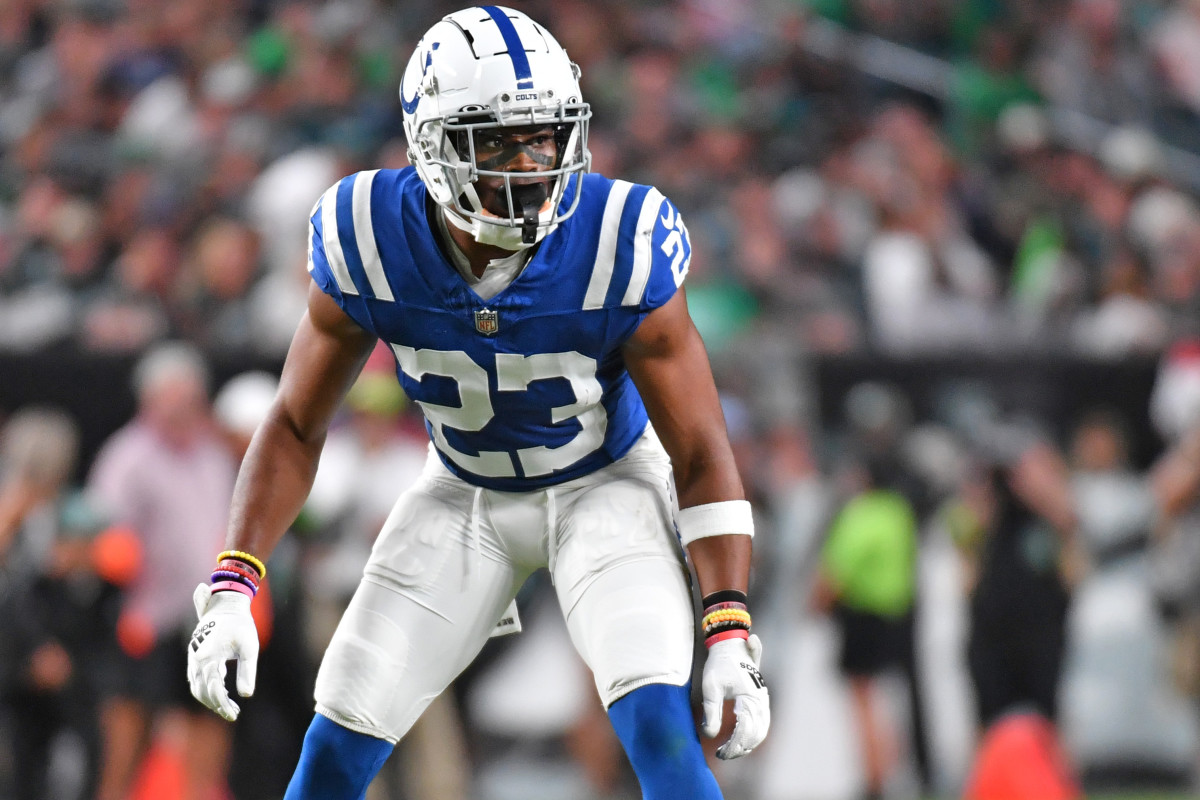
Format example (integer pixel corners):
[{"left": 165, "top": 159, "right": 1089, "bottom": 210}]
[
  {"left": 129, "top": 742, "right": 186, "bottom": 800},
  {"left": 963, "top": 711, "right": 1081, "bottom": 800}
]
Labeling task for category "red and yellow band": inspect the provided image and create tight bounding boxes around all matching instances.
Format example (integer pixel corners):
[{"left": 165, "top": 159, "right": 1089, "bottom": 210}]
[
  {"left": 701, "top": 589, "right": 752, "bottom": 648},
  {"left": 705, "top": 629, "right": 750, "bottom": 646}
]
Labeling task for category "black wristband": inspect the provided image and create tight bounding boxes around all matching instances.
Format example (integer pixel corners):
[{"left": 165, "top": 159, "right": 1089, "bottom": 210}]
[{"left": 702, "top": 589, "right": 748, "bottom": 609}]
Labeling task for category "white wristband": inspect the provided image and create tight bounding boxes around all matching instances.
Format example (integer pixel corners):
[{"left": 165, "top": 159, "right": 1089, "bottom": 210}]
[{"left": 677, "top": 500, "right": 754, "bottom": 546}]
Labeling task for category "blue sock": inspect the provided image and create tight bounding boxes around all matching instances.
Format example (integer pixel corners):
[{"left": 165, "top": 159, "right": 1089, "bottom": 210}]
[
  {"left": 607, "top": 683, "right": 723, "bottom": 800},
  {"left": 284, "top": 713, "right": 394, "bottom": 800}
]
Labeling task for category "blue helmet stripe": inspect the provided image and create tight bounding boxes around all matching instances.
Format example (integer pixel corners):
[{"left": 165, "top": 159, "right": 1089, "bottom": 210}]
[{"left": 482, "top": 6, "right": 533, "bottom": 87}]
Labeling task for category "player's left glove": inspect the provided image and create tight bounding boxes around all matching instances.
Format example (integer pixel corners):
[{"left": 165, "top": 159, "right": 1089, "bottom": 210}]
[{"left": 701, "top": 633, "right": 770, "bottom": 759}]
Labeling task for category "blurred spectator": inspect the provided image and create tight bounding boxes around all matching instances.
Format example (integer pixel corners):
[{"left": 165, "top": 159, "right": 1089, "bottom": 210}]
[
  {"left": 813, "top": 460, "right": 919, "bottom": 800},
  {"left": 1150, "top": 0, "right": 1200, "bottom": 151},
  {"left": 1068, "top": 409, "right": 1154, "bottom": 563},
  {"left": 1147, "top": 340, "right": 1200, "bottom": 690},
  {"left": 1033, "top": 0, "right": 1155, "bottom": 126},
  {"left": 1069, "top": 244, "right": 1170, "bottom": 357},
  {"left": 0, "top": 407, "right": 80, "bottom": 570},
  {"left": 857, "top": 108, "right": 1000, "bottom": 354},
  {"left": 810, "top": 382, "right": 929, "bottom": 800},
  {"left": 1148, "top": 417, "right": 1200, "bottom": 691},
  {"left": 0, "top": 0, "right": 1199, "bottom": 362},
  {"left": 947, "top": 26, "right": 1040, "bottom": 158},
  {"left": 212, "top": 370, "right": 279, "bottom": 461},
  {"left": 940, "top": 417, "right": 1084, "bottom": 794},
  {"left": 945, "top": 414, "right": 1079, "bottom": 739},
  {"left": 0, "top": 407, "right": 136, "bottom": 800},
  {"left": 243, "top": 145, "right": 343, "bottom": 354},
  {"left": 1060, "top": 409, "right": 1200, "bottom": 787},
  {"left": 79, "top": 226, "right": 178, "bottom": 353},
  {"left": 86, "top": 341, "right": 236, "bottom": 800},
  {"left": 0, "top": 184, "right": 103, "bottom": 351},
  {"left": 175, "top": 217, "right": 264, "bottom": 352},
  {"left": 1150, "top": 338, "right": 1200, "bottom": 443},
  {"left": 749, "top": 420, "right": 834, "bottom": 648}
]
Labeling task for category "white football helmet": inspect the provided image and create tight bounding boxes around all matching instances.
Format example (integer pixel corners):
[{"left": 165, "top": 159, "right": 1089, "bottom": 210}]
[{"left": 400, "top": 6, "right": 591, "bottom": 250}]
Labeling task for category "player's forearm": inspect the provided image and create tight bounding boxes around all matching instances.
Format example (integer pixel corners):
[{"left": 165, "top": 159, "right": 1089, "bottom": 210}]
[
  {"left": 686, "top": 534, "right": 752, "bottom": 596},
  {"left": 689, "top": 531, "right": 757, "bottom": 654},
  {"left": 672, "top": 448, "right": 744, "bottom": 512},
  {"left": 224, "top": 411, "right": 325, "bottom": 559},
  {"left": 673, "top": 446, "right": 751, "bottom": 595}
]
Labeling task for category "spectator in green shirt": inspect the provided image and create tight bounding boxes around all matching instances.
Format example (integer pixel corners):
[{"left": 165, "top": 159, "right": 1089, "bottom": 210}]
[{"left": 814, "top": 463, "right": 919, "bottom": 800}]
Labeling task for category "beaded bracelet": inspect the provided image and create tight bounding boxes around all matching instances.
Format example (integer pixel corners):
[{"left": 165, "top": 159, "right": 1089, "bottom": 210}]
[
  {"left": 217, "top": 549, "right": 267, "bottom": 579},
  {"left": 215, "top": 560, "right": 262, "bottom": 588},
  {"left": 701, "top": 607, "right": 752, "bottom": 631},
  {"left": 702, "top": 589, "right": 751, "bottom": 648}
]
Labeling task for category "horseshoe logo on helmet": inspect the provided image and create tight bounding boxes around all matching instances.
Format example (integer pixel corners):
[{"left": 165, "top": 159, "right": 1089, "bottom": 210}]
[{"left": 401, "top": 42, "right": 438, "bottom": 114}]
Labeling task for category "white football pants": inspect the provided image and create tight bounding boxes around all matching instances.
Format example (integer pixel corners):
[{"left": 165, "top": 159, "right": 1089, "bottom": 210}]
[{"left": 313, "top": 428, "right": 695, "bottom": 743}]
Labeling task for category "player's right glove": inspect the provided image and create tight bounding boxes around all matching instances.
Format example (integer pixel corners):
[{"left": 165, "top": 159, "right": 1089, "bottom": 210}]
[
  {"left": 701, "top": 633, "right": 770, "bottom": 759},
  {"left": 187, "top": 583, "right": 258, "bottom": 721}
]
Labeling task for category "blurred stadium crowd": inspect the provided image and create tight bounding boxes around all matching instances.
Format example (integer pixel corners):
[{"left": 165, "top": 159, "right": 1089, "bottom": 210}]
[
  {"left": 2, "top": 0, "right": 1200, "bottom": 358},
  {"left": 5, "top": 0, "right": 1200, "bottom": 798}
]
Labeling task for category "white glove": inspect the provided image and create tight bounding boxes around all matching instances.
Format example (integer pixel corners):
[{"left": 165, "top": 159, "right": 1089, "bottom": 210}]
[
  {"left": 701, "top": 633, "right": 770, "bottom": 759},
  {"left": 187, "top": 583, "right": 259, "bottom": 721}
]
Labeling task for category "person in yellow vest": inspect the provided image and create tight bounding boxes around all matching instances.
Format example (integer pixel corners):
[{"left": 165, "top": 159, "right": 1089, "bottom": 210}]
[{"left": 813, "top": 461, "right": 919, "bottom": 800}]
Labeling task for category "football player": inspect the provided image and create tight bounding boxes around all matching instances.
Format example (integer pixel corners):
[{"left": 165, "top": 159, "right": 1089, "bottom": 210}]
[{"left": 187, "top": 6, "right": 769, "bottom": 799}]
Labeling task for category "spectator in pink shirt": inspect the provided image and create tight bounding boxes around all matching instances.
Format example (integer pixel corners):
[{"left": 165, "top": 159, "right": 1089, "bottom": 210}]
[{"left": 87, "top": 341, "right": 237, "bottom": 800}]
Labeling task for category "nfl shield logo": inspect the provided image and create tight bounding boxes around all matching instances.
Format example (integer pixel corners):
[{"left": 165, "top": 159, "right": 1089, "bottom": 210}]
[{"left": 474, "top": 308, "right": 499, "bottom": 335}]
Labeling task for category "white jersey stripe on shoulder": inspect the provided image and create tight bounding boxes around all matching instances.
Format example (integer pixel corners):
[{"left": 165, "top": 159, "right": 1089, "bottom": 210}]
[
  {"left": 583, "top": 180, "right": 634, "bottom": 310},
  {"left": 623, "top": 188, "right": 665, "bottom": 306},
  {"left": 306, "top": 217, "right": 316, "bottom": 274},
  {"left": 351, "top": 170, "right": 394, "bottom": 302},
  {"left": 306, "top": 196, "right": 323, "bottom": 273},
  {"left": 320, "top": 183, "right": 358, "bottom": 295}
]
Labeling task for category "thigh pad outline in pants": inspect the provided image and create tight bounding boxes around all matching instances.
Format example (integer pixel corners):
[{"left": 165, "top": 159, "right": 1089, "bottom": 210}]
[
  {"left": 554, "top": 472, "right": 695, "bottom": 708},
  {"left": 314, "top": 478, "right": 521, "bottom": 743}
]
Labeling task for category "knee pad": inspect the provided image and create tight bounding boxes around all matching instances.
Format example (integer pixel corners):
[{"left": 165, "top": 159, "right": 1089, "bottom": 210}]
[
  {"left": 607, "top": 683, "right": 722, "bottom": 800},
  {"left": 284, "top": 713, "right": 393, "bottom": 800}
]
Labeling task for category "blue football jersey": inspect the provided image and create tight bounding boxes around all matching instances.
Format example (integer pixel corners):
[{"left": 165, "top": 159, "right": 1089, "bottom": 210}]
[{"left": 307, "top": 167, "right": 692, "bottom": 491}]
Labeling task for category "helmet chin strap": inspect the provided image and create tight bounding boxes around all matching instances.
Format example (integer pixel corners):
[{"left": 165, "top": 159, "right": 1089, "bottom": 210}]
[
  {"left": 443, "top": 205, "right": 557, "bottom": 251},
  {"left": 510, "top": 182, "right": 549, "bottom": 244}
]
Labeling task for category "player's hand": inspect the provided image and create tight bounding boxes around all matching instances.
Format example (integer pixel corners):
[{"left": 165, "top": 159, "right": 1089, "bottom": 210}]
[
  {"left": 701, "top": 633, "right": 770, "bottom": 759},
  {"left": 187, "top": 583, "right": 258, "bottom": 721}
]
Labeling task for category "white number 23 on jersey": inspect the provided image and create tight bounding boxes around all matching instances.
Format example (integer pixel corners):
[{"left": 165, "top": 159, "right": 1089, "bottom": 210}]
[{"left": 390, "top": 345, "right": 607, "bottom": 479}]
